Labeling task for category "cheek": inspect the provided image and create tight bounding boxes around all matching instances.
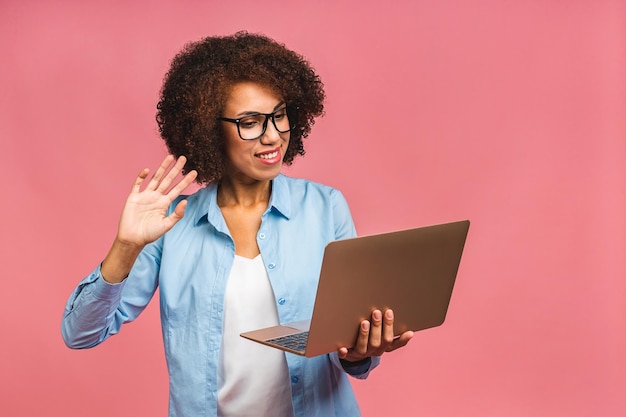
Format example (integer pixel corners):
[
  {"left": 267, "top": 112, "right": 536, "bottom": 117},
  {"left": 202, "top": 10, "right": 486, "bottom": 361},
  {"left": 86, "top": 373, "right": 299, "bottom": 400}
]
[
  {"left": 229, "top": 141, "right": 257, "bottom": 164},
  {"left": 284, "top": 134, "right": 293, "bottom": 153},
  {"left": 223, "top": 131, "right": 247, "bottom": 155}
]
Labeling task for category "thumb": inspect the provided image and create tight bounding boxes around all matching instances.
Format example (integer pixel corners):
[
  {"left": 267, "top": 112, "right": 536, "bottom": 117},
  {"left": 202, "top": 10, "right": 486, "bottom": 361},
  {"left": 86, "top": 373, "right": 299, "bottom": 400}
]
[{"left": 167, "top": 199, "right": 189, "bottom": 226}]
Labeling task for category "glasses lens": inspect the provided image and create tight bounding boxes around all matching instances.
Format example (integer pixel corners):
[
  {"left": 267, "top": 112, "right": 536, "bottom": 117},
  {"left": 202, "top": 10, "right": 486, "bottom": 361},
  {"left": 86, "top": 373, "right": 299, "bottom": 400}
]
[
  {"left": 273, "top": 107, "right": 291, "bottom": 133},
  {"left": 237, "top": 115, "right": 265, "bottom": 140}
]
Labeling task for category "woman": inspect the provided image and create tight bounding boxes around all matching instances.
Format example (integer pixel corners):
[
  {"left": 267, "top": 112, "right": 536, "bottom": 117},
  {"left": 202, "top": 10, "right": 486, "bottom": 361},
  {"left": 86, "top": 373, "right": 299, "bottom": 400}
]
[{"left": 62, "top": 32, "right": 413, "bottom": 417}]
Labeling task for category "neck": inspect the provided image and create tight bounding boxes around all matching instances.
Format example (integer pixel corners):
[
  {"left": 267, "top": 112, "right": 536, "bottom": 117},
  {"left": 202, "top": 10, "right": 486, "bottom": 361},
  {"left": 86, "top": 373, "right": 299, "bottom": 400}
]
[{"left": 217, "top": 177, "right": 272, "bottom": 208}]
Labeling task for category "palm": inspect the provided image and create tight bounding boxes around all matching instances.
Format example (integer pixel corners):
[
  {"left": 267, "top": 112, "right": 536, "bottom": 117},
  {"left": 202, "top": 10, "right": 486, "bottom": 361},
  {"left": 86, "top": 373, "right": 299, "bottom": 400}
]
[{"left": 117, "top": 155, "right": 197, "bottom": 246}]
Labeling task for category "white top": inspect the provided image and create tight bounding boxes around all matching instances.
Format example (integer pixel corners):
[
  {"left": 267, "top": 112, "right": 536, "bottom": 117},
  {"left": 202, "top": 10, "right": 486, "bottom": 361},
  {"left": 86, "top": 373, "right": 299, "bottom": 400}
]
[{"left": 217, "top": 255, "right": 294, "bottom": 417}]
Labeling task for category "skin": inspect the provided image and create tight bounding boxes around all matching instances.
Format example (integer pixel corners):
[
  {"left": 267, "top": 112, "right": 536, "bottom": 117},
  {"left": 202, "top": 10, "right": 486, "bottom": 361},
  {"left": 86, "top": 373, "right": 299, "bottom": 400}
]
[{"left": 101, "top": 81, "right": 412, "bottom": 365}]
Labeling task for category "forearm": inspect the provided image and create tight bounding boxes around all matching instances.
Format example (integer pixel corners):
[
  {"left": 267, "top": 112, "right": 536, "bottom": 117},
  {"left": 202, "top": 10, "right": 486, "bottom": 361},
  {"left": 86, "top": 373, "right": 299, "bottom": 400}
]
[{"left": 101, "top": 238, "right": 145, "bottom": 283}]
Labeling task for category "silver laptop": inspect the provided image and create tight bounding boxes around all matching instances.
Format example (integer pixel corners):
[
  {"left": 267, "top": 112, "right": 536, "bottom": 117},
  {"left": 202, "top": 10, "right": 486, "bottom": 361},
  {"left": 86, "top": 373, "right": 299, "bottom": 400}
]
[{"left": 240, "top": 220, "right": 470, "bottom": 357}]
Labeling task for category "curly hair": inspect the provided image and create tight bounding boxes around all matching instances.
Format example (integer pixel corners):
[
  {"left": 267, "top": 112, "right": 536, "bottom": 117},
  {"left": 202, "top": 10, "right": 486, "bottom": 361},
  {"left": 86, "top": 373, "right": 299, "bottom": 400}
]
[{"left": 156, "top": 31, "right": 325, "bottom": 184}]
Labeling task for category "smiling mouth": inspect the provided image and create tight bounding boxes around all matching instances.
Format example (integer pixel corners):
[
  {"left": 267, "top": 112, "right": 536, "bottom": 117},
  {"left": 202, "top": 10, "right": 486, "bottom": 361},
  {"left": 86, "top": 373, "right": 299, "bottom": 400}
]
[{"left": 256, "top": 149, "right": 280, "bottom": 160}]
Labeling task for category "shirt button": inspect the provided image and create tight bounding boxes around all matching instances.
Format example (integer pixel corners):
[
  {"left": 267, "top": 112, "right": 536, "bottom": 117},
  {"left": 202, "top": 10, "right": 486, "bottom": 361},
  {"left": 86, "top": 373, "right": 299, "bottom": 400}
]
[
  {"left": 291, "top": 376, "right": 299, "bottom": 384},
  {"left": 268, "top": 263, "right": 276, "bottom": 269},
  {"left": 278, "top": 298, "right": 286, "bottom": 305},
  {"left": 259, "top": 233, "right": 266, "bottom": 239}
]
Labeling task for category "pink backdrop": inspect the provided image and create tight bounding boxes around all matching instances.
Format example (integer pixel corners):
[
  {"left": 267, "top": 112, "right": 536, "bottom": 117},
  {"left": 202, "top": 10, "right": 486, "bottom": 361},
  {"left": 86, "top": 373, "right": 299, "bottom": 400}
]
[{"left": 1, "top": 1, "right": 624, "bottom": 416}]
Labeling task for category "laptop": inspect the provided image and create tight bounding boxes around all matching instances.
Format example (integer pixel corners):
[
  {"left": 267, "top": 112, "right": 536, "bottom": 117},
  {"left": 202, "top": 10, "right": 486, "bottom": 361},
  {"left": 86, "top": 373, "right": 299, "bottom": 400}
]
[{"left": 240, "top": 219, "right": 470, "bottom": 357}]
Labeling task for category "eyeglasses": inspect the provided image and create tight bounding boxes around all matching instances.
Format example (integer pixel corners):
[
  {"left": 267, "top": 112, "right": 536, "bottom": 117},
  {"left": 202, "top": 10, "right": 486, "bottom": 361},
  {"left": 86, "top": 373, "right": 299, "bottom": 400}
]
[{"left": 217, "top": 105, "right": 298, "bottom": 141}]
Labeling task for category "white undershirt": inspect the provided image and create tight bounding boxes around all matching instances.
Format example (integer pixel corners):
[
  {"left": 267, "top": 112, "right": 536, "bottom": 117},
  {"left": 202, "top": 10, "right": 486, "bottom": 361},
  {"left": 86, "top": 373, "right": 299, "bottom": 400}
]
[{"left": 217, "top": 255, "right": 294, "bottom": 417}]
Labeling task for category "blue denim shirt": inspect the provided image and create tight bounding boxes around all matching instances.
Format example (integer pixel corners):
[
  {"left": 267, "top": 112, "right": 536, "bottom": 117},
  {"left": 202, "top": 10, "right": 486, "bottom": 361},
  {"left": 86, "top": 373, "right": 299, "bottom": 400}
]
[{"left": 62, "top": 174, "right": 380, "bottom": 417}]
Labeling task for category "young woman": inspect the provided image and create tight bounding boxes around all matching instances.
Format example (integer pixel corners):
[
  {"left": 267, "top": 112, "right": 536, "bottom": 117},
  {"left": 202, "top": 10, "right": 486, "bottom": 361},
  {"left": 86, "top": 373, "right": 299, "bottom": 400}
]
[{"left": 62, "top": 32, "right": 413, "bottom": 417}]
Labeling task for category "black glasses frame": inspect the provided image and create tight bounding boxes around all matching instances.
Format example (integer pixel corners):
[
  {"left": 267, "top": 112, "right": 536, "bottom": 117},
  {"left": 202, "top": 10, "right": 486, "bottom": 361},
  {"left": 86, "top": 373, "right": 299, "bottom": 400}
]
[{"left": 217, "top": 105, "right": 299, "bottom": 141}]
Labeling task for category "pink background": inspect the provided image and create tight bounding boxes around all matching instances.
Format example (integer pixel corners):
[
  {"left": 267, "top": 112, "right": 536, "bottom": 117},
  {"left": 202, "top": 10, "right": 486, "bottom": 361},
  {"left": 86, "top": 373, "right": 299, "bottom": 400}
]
[{"left": 1, "top": 1, "right": 624, "bottom": 416}]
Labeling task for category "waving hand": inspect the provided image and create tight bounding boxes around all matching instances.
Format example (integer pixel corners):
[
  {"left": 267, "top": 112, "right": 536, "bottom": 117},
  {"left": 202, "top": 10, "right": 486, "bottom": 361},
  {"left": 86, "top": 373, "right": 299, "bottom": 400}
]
[
  {"left": 101, "top": 155, "right": 197, "bottom": 283},
  {"left": 117, "top": 155, "right": 198, "bottom": 246}
]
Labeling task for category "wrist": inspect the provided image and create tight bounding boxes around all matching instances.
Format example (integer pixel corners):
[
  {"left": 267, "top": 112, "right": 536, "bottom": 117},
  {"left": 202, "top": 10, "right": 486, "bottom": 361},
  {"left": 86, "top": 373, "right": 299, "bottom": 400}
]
[
  {"left": 101, "top": 239, "right": 144, "bottom": 283},
  {"left": 113, "top": 235, "right": 146, "bottom": 252}
]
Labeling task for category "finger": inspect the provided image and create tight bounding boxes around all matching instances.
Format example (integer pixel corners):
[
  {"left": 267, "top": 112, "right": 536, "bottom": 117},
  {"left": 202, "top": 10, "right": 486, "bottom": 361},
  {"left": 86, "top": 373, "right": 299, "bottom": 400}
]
[
  {"left": 132, "top": 168, "right": 150, "bottom": 192},
  {"left": 368, "top": 309, "right": 383, "bottom": 351},
  {"left": 382, "top": 309, "right": 395, "bottom": 345},
  {"left": 170, "top": 198, "right": 188, "bottom": 221},
  {"left": 387, "top": 331, "right": 414, "bottom": 352},
  {"left": 156, "top": 155, "right": 188, "bottom": 193},
  {"left": 337, "top": 347, "right": 348, "bottom": 360},
  {"left": 353, "top": 320, "right": 370, "bottom": 356},
  {"left": 163, "top": 199, "right": 189, "bottom": 230},
  {"left": 166, "top": 169, "right": 198, "bottom": 199},
  {"left": 146, "top": 155, "right": 175, "bottom": 191}
]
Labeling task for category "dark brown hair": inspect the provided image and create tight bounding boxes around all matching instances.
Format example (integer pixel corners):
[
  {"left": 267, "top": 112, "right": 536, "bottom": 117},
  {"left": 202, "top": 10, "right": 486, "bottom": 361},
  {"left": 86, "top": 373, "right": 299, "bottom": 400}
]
[{"left": 156, "top": 31, "right": 325, "bottom": 184}]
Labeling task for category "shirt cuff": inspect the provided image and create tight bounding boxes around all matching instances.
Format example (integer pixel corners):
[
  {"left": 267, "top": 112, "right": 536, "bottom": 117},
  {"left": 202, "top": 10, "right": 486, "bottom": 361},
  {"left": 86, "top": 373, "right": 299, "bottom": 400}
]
[
  {"left": 90, "top": 266, "right": 126, "bottom": 300},
  {"left": 340, "top": 357, "right": 373, "bottom": 376}
]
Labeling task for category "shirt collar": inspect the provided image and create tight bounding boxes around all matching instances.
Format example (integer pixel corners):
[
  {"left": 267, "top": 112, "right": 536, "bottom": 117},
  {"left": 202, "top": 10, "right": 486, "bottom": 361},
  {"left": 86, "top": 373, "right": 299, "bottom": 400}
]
[
  {"left": 194, "top": 173, "right": 292, "bottom": 227},
  {"left": 267, "top": 174, "right": 291, "bottom": 220}
]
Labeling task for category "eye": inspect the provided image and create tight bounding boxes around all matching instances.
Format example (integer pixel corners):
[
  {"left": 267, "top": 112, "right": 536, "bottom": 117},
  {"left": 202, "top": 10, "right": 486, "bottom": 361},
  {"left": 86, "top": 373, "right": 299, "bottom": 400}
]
[
  {"left": 239, "top": 116, "right": 261, "bottom": 129},
  {"left": 273, "top": 108, "right": 287, "bottom": 120}
]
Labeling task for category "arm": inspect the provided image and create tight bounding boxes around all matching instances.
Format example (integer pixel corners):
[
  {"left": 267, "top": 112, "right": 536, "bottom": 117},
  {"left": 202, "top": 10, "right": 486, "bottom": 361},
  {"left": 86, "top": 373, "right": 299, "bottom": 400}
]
[{"left": 61, "top": 155, "right": 197, "bottom": 348}]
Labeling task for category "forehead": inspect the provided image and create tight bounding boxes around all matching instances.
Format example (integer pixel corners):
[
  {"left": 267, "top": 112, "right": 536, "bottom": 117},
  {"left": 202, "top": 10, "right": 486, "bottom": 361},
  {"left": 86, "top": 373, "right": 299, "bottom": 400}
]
[{"left": 223, "top": 82, "right": 283, "bottom": 114}]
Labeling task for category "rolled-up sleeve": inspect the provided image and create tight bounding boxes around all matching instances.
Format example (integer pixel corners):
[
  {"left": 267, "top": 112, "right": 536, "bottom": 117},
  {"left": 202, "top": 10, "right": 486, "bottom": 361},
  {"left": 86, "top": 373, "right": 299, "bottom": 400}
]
[
  {"left": 61, "top": 240, "right": 162, "bottom": 349},
  {"left": 61, "top": 266, "right": 127, "bottom": 348}
]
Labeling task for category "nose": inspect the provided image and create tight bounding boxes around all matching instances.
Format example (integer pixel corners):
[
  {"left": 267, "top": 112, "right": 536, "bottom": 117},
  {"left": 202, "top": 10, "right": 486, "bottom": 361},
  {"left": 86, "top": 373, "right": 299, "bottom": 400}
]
[{"left": 259, "top": 117, "right": 282, "bottom": 145}]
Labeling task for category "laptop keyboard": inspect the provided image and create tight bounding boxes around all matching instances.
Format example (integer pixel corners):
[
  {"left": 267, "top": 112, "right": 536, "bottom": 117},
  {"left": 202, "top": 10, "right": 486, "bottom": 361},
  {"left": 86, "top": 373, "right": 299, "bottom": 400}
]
[{"left": 266, "top": 331, "right": 309, "bottom": 352}]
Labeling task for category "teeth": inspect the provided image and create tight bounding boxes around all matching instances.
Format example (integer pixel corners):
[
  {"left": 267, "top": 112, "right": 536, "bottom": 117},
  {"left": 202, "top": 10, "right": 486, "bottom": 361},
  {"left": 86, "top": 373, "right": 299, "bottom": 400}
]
[{"left": 258, "top": 151, "right": 278, "bottom": 159}]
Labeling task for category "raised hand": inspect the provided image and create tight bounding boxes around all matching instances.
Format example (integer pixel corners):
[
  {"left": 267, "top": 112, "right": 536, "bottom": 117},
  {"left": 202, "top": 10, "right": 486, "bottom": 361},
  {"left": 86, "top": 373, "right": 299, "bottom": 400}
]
[
  {"left": 117, "top": 155, "right": 198, "bottom": 247},
  {"left": 101, "top": 155, "right": 197, "bottom": 283}
]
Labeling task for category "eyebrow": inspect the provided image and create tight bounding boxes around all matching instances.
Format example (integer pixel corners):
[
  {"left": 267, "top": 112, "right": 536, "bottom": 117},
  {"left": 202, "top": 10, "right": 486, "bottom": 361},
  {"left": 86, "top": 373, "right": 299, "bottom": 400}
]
[{"left": 235, "top": 101, "right": 285, "bottom": 118}]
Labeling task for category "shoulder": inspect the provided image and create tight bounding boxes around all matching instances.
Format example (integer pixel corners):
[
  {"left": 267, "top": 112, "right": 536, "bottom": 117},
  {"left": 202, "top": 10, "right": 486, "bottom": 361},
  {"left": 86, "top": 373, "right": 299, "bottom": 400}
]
[
  {"left": 276, "top": 174, "right": 346, "bottom": 201},
  {"left": 272, "top": 174, "right": 351, "bottom": 216},
  {"left": 274, "top": 174, "right": 355, "bottom": 238}
]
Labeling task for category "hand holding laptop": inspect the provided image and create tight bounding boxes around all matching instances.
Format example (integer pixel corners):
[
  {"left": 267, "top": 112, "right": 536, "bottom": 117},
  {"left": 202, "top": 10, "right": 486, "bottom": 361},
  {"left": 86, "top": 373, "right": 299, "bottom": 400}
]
[{"left": 338, "top": 308, "right": 414, "bottom": 362}]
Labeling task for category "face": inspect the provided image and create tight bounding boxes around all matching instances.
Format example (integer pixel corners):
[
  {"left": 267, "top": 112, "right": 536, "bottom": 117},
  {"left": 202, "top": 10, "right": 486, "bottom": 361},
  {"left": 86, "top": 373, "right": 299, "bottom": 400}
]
[{"left": 220, "top": 82, "right": 290, "bottom": 184}]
